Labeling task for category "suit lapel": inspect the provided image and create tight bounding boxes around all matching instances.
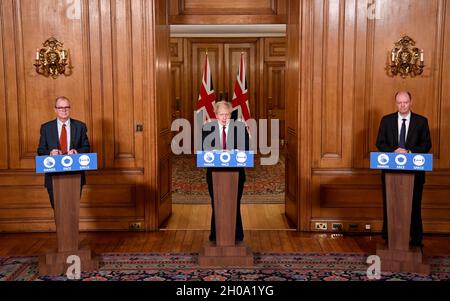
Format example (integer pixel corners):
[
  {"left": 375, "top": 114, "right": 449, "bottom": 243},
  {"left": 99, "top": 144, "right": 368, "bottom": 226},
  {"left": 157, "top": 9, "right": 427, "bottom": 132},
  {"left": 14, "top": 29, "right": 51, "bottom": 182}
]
[
  {"left": 407, "top": 113, "right": 418, "bottom": 145},
  {"left": 207, "top": 121, "right": 219, "bottom": 149},
  {"left": 227, "top": 124, "right": 233, "bottom": 150},
  {"left": 215, "top": 121, "right": 221, "bottom": 149},
  {"left": 392, "top": 114, "right": 398, "bottom": 145},
  {"left": 70, "top": 119, "right": 76, "bottom": 149},
  {"left": 52, "top": 119, "right": 60, "bottom": 148}
]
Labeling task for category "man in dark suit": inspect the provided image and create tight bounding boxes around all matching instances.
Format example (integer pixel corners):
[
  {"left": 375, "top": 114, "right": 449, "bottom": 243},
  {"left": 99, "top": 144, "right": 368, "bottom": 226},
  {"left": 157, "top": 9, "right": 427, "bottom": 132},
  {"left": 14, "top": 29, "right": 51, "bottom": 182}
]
[
  {"left": 37, "top": 96, "right": 90, "bottom": 208},
  {"left": 202, "top": 101, "right": 250, "bottom": 242},
  {"left": 376, "top": 91, "right": 432, "bottom": 247}
]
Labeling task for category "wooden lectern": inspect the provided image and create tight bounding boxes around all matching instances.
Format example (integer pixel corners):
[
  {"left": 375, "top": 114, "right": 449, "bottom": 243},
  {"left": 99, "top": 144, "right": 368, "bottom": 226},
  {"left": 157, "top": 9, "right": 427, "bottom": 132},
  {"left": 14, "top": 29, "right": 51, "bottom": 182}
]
[
  {"left": 376, "top": 172, "right": 429, "bottom": 274},
  {"left": 198, "top": 171, "right": 253, "bottom": 266},
  {"left": 39, "top": 173, "right": 97, "bottom": 275}
]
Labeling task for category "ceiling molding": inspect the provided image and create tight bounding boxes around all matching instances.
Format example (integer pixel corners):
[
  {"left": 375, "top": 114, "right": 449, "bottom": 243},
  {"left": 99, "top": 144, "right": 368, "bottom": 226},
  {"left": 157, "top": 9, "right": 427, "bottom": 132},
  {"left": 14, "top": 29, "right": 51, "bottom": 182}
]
[{"left": 170, "top": 24, "right": 286, "bottom": 37}]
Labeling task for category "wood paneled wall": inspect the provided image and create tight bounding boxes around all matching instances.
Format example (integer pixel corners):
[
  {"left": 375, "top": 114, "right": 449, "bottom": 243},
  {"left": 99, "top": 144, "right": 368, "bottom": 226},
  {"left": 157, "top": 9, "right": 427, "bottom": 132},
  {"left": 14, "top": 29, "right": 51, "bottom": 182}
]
[
  {"left": 284, "top": 0, "right": 301, "bottom": 228},
  {"left": 169, "top": 0, "right": 287, "bottom": 24},
  {"left": 291, "top": 0, "right": 450, "bottom": 232},
  {"left": 154, "top": 0, "right": 173, "bottom": 227},
  {"left": 1, "top": 0, "right": 450, "bottom": 234},
  {"left": 0, "top": 0, "right": 167, "bottom": 232},
  {"left": 169, "top": 37, "right": 286, "bottom": 137}
]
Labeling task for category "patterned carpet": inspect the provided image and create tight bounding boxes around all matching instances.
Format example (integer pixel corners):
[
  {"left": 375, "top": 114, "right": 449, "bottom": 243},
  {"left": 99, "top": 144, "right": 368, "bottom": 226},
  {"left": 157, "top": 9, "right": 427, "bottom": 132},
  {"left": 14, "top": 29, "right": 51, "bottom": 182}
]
[
  {"left": 172, "top": 156, "right": 285, "bottom": 204},
  {"left": 1, "top": 252, "right": 449, "bottom": 281}
]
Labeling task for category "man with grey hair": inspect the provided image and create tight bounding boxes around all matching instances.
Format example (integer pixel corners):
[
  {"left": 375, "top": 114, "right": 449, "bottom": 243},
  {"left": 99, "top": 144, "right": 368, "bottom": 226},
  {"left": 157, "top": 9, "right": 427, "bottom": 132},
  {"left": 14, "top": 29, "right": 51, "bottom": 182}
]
[
  {"left": 202, "top": 100, "right": 250, "bottom": 242},
  {"left": 37, "top": 96, "right": 90, "bottom": 208},
  {"left": 376, "top": 91, "right": 432, "bottom": 248}
]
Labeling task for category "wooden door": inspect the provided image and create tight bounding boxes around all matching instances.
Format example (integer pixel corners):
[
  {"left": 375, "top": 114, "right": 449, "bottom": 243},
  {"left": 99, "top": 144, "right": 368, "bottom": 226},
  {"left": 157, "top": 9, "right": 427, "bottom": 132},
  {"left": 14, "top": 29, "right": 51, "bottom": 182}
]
[
  {"left": 170, "top": 38, "right": 184, "bottom": 121},
  {"left": 191, "top": 43, "right": 224, "bottom": 110},
  {"left": 284, "top": 0, "right": 300, "bottom": 228},
  {"left": 223, "top": 43, "right": 256, "bottom": 116},
  {"left": 264, "top": 63, "right": 286, "bottom": 145},
  {"left": 262, "top": 38, "right": 286, "bottom": 152},
  {"left": 155, "top": 0, "right": 173, "bottom": 228}
]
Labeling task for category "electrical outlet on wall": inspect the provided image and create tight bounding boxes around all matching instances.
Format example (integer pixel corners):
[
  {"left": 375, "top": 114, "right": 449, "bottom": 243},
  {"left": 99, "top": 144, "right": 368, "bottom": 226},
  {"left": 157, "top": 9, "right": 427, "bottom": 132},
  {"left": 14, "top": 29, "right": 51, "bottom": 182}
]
[
  {"left": 315, "top": 222, "right": 327, "bottom": 230},
  {"left": 332, "top": 223, "right": 343, "bottom": 231},
  {"left": 129, "top": 222, "right": 142, "bottom": 230}
]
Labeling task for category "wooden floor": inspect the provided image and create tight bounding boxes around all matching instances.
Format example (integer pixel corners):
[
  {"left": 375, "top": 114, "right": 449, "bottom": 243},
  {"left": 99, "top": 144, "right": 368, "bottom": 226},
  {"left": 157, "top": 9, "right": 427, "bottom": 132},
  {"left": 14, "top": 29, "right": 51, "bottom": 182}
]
[
  {"left": 162, "top": 204, "right": 293, "bottom": 230},
  {"left": 1, "top": 231, "right": 449, "bottom": 257},
  {"left": 1, "top": 204, "right": 449, "bottom": 257}
]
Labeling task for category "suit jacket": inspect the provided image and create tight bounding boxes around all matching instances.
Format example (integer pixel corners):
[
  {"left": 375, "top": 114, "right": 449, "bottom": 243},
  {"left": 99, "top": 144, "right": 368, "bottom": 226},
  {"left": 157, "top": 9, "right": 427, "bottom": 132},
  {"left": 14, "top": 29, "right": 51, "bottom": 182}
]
[
  {"left": 202, "top": 120, "right": 250, "bottom": 182},
  {"left": 376, "top": 111, "right": 432, "bottom": 183},
  {"left": 37, "top": 118, "right": 90, "bottom": 189}
]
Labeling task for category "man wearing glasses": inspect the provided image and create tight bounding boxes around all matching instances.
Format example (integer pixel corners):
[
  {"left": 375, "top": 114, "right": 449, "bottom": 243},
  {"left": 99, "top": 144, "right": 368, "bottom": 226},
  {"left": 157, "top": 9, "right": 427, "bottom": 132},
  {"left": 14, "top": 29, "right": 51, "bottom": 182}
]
[{"left": 37, "top": 96, "right": 90, "bottom": 208}]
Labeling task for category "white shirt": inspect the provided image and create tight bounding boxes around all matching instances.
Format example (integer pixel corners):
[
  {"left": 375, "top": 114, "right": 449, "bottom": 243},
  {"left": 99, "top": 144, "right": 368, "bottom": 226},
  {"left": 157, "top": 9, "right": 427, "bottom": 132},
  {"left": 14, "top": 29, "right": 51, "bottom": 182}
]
[
  {"left": 218, "top": 121, "right": 230, "bottom": 149},
  {"left": 398, "top": 112, "right": 411, "bottom": 144},
  {"left": 57, "top": 118, "right": 71, "bottom": 153}
]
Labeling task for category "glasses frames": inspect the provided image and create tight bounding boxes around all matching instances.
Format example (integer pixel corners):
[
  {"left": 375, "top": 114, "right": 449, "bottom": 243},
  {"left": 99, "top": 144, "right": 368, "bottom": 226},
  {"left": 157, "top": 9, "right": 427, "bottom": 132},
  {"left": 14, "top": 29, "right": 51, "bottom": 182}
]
[{"left": 55, "top": 106, "right": 71, "bottom": 111}]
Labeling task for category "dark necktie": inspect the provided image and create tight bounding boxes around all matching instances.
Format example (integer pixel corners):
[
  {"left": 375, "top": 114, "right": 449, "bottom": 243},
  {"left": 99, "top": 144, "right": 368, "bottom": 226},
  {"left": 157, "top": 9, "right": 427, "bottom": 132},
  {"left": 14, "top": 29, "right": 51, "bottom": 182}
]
[
  {"left": 399, "top": 118, "right": 406, "bottom": 149},
  {"left": 222, "top": 126, "right": 226, "bottom": 150},
  {"left": 60, "top": 124, "right": 68, "bottom": 154}
]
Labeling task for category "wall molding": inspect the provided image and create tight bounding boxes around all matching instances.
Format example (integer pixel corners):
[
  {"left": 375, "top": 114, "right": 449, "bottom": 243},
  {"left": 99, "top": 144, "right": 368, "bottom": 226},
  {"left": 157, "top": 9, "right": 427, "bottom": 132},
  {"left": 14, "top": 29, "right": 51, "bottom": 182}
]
[{"left": 170, "top": 24, "right": 286, "bottom": 37}]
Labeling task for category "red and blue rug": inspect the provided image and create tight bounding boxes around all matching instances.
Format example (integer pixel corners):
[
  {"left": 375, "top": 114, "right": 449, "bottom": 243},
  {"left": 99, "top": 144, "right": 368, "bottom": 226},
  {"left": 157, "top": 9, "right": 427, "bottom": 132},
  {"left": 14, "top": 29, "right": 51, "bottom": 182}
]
[{"left": 1, "top": 252, "right": 449, "bottom": 281}]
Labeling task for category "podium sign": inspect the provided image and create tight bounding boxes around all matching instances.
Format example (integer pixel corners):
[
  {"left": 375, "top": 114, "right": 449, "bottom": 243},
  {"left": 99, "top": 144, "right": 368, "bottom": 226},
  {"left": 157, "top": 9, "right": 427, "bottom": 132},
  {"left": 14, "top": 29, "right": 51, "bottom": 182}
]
[
  {"left": 197, "top": 150, "right": 254, "bottom": 266},
  {"left": 371, "top": 151, "right": 432, "bottom": 274},
  {"left": 36, "top": 153, "right": 98, "bottom": 275},
  {"left": 370, "top": 152, "right": 432, "bottom": 171},
  {"left": 35, "top": 153, "right": 98, "bottom": 173},
  {"left": 196, "top": 150, "right": 254, "bottom": 168}
]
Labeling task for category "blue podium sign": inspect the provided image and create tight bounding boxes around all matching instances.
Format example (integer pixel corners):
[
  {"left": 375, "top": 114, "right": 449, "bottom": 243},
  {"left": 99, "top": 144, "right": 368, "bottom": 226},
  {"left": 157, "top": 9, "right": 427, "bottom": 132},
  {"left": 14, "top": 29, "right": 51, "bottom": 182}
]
[
  {"left": 370, "top": 152, "right": 433, "bottom": 171},
  {"left": 35, "top": 153, "right": 98, "bottom": 173},
  {"left": 197, "top": 150, "right": 254, "bottom": 168}
]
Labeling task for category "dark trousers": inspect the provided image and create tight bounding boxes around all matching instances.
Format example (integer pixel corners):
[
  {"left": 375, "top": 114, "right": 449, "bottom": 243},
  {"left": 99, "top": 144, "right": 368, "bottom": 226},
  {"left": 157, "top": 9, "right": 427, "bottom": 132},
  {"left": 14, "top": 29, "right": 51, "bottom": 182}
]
[
  {"left": 47, "top": 189, "right": 55, "bottom": 209},
  {"left": 206, "top": 170, "right": 245, "bottom": 241},
  {"left": 381, "top": 171, "right": 424, "bottom": 245}
]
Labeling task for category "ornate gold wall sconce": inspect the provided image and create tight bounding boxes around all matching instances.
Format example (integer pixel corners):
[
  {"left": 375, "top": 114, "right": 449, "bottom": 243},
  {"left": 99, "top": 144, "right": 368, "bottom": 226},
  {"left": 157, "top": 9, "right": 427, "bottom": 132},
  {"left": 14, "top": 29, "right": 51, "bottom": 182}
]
[
  {"left": 388, "top": 36, "right": 424, "bottom": 78},
  {"left": 34, "top": 37, "right": 71, "bottom": 79}
]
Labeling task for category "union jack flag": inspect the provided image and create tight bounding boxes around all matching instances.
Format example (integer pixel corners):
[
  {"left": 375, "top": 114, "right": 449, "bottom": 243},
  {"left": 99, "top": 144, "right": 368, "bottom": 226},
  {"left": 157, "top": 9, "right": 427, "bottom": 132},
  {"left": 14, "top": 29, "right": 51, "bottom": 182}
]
[
  {"left": 231, "top": 52, "right": 251, "bottom": 122},
  {"left": 196, "top": 53, "right": 216, "bottom": 121}
]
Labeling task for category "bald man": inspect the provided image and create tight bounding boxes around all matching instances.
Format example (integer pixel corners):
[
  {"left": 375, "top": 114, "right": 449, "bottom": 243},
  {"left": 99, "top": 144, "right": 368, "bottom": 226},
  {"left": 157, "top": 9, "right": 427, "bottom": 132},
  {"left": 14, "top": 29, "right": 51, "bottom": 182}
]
[{"left": 376, "top": 91, "right": 432, "bottom": 248}]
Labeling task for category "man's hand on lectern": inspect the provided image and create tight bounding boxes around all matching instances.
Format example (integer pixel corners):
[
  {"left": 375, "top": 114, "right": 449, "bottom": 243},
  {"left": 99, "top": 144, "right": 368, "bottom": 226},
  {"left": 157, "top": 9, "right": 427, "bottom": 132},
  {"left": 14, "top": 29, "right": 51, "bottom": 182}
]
[
  {"left": 68, "top": 149, "right": 78, "bottom": 155},
  {"left": 50, "top": 149, "right": 61, "bottom": 155},
  {"left": 394, "top": 147, "right": 408, "bottom": 153}
]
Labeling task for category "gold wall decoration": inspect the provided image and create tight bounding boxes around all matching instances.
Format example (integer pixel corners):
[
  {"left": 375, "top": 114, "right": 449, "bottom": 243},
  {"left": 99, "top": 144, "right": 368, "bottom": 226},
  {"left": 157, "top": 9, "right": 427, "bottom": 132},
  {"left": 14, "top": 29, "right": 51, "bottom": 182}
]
[
  {"left": 34, "top": 37, "right": 71, "bottom": 79},
  {"left": 388, "top": 36, "right": 424, "bottom": 78}
]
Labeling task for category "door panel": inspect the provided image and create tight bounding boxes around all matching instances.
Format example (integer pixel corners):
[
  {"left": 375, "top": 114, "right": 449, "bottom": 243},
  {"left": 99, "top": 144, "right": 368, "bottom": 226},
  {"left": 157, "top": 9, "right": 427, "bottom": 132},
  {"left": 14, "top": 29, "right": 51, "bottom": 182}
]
[
  {"left": 284, "top": 0, "right": 300, "bottom": 228},
  {"left": 224, "top": 43, "right": 256, "bottom": 115},
  {"left": 264, "top": 62, "right": 286, "bottom": 150},
  {"left": 191, "top": 43, "right": 224, "bottom": 106},
  {"left": 155, "top": 0, "right": 172, "bottom": 227}
]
